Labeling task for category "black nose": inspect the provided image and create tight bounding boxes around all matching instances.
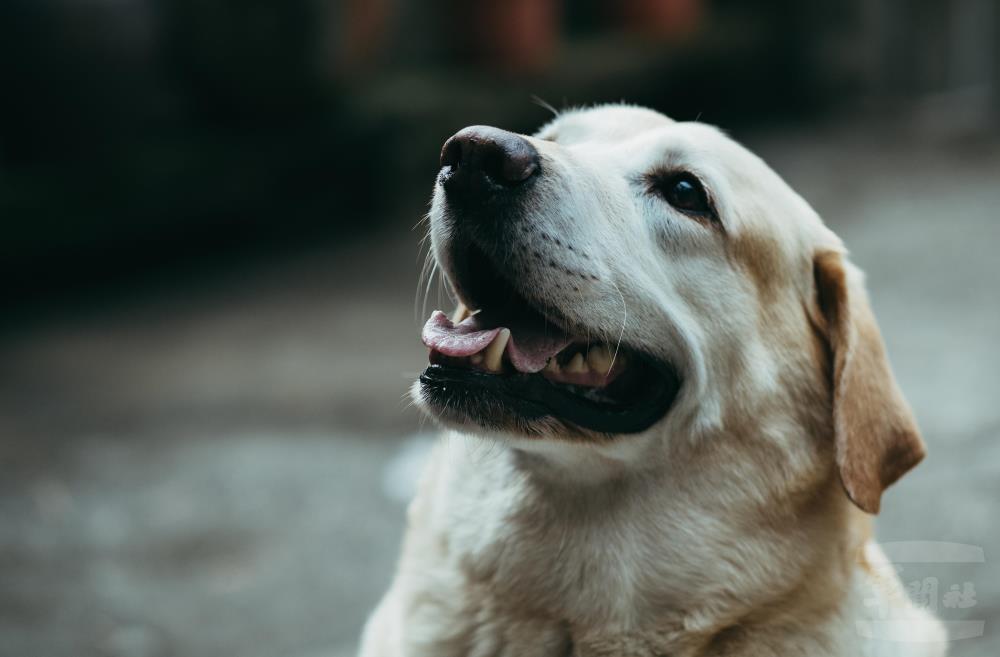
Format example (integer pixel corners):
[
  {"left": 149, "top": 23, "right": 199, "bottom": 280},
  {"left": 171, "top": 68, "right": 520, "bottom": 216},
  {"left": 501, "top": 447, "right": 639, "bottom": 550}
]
[{"left": 439, "top": 126, "right": 540, "bottom": 198}]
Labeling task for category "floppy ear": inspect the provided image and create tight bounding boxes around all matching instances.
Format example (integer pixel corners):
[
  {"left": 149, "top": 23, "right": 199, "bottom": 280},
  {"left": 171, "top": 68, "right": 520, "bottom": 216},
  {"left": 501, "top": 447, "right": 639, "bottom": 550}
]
[{"left": 813, "top": 250, "right": 926, "bottom": 514}]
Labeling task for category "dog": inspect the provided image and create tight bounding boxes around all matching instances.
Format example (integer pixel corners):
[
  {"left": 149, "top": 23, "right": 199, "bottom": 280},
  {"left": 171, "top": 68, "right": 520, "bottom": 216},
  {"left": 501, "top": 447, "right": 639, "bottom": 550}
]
[{"left": 359, "top": 105, "right": 947, "bottom": 656}]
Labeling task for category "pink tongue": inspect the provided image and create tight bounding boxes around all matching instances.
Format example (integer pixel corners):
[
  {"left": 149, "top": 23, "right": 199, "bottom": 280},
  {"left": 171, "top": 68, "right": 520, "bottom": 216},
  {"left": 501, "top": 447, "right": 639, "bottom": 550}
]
[
  {"left": 506, "top": 330, "right": 572, "bottom": 373},
  {"left": 421, "top": 310, "right": 572, "bottom": 374},
  {"left": 421, "top": 311, "right": 499, "bottom": 356}
]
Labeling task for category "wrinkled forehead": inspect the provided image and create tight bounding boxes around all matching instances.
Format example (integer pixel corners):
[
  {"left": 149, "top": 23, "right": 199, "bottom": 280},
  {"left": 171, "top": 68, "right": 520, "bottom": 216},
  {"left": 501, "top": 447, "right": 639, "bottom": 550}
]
[{"left": 535, "top": 105, "right": 675, "bottom": 144}]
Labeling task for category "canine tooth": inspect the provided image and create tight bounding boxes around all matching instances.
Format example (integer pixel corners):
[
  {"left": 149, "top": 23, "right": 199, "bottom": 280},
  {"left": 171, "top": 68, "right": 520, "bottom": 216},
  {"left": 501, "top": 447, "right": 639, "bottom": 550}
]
[
  {"left": 567, "top": 353, "right": 587, "bottom": 374},
  {"left": 483, "top": 328, "right": 510, "bottom": 372},
  {"left": 587, "top": 346, "right": 612, "bottom": 373},
  {"left": 451, "top": 303, "right": 470, "bottom": 323}
]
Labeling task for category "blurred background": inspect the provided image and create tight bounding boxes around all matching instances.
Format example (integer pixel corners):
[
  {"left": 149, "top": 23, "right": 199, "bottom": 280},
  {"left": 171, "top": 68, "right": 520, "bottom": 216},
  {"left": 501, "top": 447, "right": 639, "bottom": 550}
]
[{"left": 1, "top": 0, "right": 998, "bottom": 655}]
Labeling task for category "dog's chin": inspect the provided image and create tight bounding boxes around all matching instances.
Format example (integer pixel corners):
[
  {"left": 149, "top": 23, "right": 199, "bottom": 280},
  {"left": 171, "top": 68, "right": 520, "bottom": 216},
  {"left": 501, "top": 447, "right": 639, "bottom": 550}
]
[{"left": 410, "top": 379, "right": 567, "bottom": 439}]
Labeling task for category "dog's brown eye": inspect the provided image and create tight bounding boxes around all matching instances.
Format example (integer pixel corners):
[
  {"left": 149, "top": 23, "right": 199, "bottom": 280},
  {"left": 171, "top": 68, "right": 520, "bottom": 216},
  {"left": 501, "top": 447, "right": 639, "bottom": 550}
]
[
  {"left": 664, "top": 173, "right": 711, "bottom": 214},
  {"left": 651, "top": 172, "right": 716, "bottom": 220}
]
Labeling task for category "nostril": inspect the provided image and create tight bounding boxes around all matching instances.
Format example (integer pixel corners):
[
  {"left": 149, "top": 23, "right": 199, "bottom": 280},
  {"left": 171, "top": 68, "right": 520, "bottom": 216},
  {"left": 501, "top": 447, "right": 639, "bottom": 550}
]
[
  {"left": 480, "top": 149, "right": 506, "bottom": 184},
  {"left": 440, "top": 138, "right": 463, "bottom": 170},
  {"left": 496, "top": 147, "right": 539, "bottom": 185},
  {"left": 476, "top": 135, "right": 539, "bottom": 186}
]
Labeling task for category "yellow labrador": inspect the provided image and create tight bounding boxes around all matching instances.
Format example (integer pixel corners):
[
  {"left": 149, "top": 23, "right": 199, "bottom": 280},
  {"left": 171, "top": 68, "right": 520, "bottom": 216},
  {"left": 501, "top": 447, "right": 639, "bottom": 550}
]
[{"left": 360, "top": 105, "right": 946, "bottom": 656}]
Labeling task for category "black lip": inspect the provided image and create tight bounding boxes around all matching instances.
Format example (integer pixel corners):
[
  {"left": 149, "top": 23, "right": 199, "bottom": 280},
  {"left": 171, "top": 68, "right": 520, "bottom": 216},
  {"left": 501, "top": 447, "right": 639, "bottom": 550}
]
[{"left": 419, "top": 358, "right": 681, "bottom": 435}]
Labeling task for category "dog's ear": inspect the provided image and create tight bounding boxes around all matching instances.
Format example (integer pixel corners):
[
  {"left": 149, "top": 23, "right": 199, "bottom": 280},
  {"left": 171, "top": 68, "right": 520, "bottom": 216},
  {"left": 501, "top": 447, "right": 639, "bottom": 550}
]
[{"left": 812, "top": 250, "right": 926, "bottom": 514}]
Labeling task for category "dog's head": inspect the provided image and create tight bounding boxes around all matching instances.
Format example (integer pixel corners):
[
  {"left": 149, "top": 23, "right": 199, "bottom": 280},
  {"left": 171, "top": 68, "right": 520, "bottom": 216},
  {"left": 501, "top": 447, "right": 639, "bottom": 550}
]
[{"left": 414, "top": 104, "right": 924, "bottom": 513}]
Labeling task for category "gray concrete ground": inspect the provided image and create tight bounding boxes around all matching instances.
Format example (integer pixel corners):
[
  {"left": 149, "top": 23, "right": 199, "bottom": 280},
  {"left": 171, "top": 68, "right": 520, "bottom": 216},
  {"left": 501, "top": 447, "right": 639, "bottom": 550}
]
[{"left": 1, "top": 124, "right": 998, "bottom": 657}]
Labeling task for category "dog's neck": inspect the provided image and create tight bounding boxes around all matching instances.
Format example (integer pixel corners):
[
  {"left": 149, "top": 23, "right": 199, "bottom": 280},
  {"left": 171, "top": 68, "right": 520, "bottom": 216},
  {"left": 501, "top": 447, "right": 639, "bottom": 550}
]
[{"left": 405, "top": 431, "right": 863, "bottom": 656}]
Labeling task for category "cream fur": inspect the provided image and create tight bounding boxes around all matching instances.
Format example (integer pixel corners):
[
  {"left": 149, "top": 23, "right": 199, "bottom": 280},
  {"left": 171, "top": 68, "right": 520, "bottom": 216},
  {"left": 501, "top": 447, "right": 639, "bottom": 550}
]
[{"left": 359, "top": 105, "right": 947, "bottom": 657}]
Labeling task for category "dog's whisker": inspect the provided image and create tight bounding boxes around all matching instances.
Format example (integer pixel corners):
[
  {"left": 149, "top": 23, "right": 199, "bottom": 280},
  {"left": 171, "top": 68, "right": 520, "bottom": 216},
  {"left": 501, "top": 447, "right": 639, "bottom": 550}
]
[
  {"left": 412, "top": 212, "right": 431, "bottom": 231},
  {"left": 441, "top": 262, "right": 451, "bottom": 307},
  {"left": 530, "top": 94, "right": 559, "bottom": 118},
  {"left": 608, "top": 279, "right": 628, "bottom": 374},
  {"left": 423, "top": 259, "right": 438, "bottom": 321},
  {"left": 399, "top": 393, "right": 417, "bottom": 412},
  {"left": 415, "top": 239, "right": 437, "bottom": 323}
]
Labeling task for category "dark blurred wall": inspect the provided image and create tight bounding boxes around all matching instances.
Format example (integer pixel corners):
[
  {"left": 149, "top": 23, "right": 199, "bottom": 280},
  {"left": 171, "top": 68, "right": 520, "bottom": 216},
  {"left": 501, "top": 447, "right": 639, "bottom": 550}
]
[
  {"left": 0, "top": 0, "right": 389, "bottom": 308},
  {"left": 1, "top": 0, "right": 995, "bottom": 309}
]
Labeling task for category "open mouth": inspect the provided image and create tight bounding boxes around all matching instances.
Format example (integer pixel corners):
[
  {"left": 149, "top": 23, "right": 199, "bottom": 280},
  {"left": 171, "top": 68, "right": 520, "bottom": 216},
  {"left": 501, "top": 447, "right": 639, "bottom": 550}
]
[{"left": 418, "top": 245, "right": 681, "bottom": 435}]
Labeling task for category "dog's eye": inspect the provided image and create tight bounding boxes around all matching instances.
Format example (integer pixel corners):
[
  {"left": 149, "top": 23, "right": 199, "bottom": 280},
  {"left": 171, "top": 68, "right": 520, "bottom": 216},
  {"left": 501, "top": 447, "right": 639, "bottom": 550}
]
[{"left": 650, "top": 172, "right": 716, "bottom": 220}]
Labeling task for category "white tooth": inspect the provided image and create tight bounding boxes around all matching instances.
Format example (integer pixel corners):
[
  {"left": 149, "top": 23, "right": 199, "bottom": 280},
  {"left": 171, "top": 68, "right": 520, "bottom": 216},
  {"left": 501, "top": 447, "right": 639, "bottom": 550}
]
[
  {"left": 587, "top": 346, "right": 612, "bottom": 373},
  {"left": 451, "top": 303, "right": 470, "bottom": 324},
  {"left": 483, "top": 328, "right": 510, "bottom": 372},
  {"left": 567, "top": 353, "right": 587, "bottom": 374},
  {"left": 544, "top": 358, "right": 560, "bottom": 374},
  {"left": 470, "top": 353, "right": 483, "bottom": 366}
]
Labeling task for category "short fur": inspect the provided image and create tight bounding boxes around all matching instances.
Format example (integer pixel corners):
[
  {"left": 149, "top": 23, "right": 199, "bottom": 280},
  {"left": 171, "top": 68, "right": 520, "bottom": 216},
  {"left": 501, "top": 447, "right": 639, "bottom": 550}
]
[{"left": 360, "top": 105, "right": 946, "bottom": 656}]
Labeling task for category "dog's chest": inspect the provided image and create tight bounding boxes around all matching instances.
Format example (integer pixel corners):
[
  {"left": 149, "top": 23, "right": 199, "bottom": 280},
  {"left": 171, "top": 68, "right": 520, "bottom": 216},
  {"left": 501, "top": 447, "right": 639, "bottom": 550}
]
[
  {"left": 408, "top": 448, "right": 715, "bottom": 657},
  {"left": 396, "top": 446, "right": 890, "bottom": 657},
  {"left": 435, "top": 454, "right": 653, "bottom": 621}
]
